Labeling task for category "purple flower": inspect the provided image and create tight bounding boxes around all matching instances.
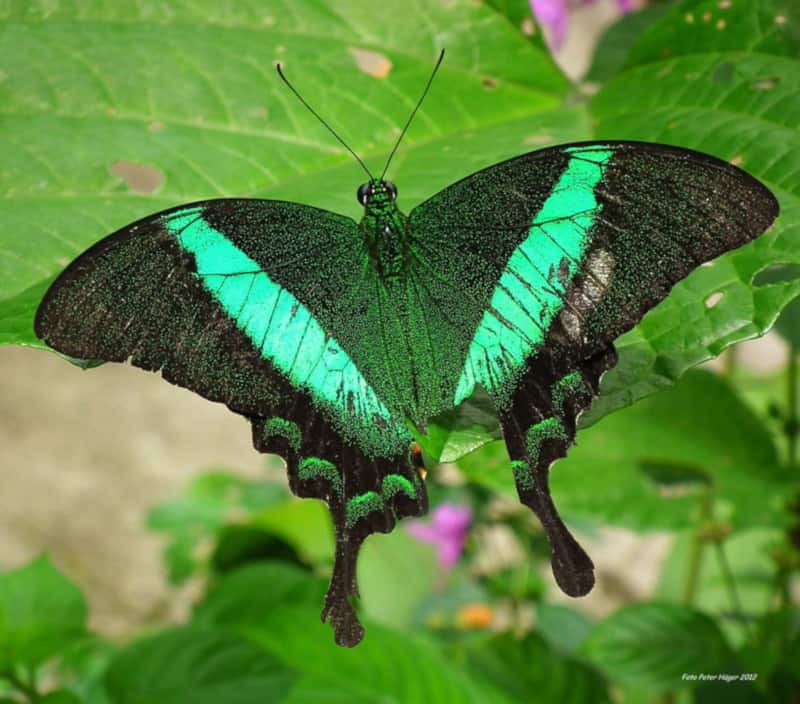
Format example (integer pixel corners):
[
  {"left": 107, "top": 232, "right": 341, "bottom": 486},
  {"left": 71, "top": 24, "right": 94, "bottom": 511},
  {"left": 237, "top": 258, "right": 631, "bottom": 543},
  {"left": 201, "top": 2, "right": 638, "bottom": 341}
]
[
  {"left": 530, "top": 0, "right": 570, "bottom": 48},
  {"left": 406, "top": 503, "right": 472, "bottom": 570},
  {"left": 530, "top": 0, "right": 634, "bottom": 50}
]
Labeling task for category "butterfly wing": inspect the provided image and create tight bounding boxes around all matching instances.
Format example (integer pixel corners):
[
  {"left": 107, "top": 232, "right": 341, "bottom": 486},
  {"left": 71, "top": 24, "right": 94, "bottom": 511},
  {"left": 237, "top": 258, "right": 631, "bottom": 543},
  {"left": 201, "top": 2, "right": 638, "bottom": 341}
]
[
  {"left": 409, "top": 141, "right": 779, "bottom": 594},
  {"left": 35, "top": 199, "right": 428, "bottom": 646}
]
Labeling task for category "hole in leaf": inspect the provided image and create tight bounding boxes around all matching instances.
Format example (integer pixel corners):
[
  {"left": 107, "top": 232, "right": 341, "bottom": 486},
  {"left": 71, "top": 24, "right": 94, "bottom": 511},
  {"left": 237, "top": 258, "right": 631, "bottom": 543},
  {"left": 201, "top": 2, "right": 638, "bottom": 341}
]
[
  {"left": 718, "top": 0, "right": 732, "bottom": 8},
  {"left": 348, "top": 47, "right": 392, "bottom": 78},
  {"left": 705, "top": 292, "right": 724, "bottom": 308},
  {"left": 640, "top": 460, "right": 712, "bottom": 497},
  {"left": 712, "top": 61, "right": 734, "bottom": 83},
  {"left": 482, "top": 77, "right": 498, "bottom": 90},
  {"left": 109, "top": 161, "right": 164, "bottom": 194},
  {"left": 752, "top": 76, "right": 780, "bottom": 90},
  {"left": 521, "top": 17, "right": 536, "bottom": 35},
  {"left": 524, "top": 134, "right": 553, "bottom": 146}
]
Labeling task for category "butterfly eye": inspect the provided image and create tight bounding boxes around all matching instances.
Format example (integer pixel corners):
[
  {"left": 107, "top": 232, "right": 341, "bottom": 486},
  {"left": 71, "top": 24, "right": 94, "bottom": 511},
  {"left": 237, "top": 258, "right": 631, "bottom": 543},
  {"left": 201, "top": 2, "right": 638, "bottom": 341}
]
[
  {"left": 357, "top": 183, "right": 372, "bottom": 206},
  {"left": 384, "top": 181, "right": 398, "bottom": 201}
]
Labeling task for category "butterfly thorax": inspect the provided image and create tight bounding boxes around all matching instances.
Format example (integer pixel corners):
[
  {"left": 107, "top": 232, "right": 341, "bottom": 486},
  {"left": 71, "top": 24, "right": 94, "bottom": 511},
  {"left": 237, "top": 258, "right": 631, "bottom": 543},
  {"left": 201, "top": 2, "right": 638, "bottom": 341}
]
[{"left": 359, "top": 183, "right": 408, "bottom": 282}]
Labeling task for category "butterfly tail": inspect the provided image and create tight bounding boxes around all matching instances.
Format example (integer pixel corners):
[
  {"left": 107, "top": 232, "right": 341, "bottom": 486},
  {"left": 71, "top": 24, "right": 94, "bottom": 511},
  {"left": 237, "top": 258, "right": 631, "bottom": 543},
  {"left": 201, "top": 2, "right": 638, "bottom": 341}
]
[
  {"left": 252, "top": 416, "right": 428, "bottom": 646},
  {"left": 500, "top": 345, "right": 617, "bottom": 596}
]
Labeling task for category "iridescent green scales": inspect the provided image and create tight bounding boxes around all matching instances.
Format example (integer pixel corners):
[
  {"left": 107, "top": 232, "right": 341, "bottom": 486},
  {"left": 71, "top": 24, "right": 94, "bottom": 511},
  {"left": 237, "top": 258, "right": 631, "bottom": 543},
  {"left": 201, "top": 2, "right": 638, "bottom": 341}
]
[
  {"left": 299, "top": 457, "right": 342, "bottom": 499},
  {"left": 262, "top": 417, "right": 302, "bottom": 452},
  {"left": 346, "top": 491, "right": 384, "bottom": 529},
  {"left": 165, "top": 210, "right": 404, "bottom": 456},
  {"left": 526, "top": 418, "right": 567, "bottom": 466},
  {"left": 511, "top": 460, "right": 535, "bottom": 492},
  {"left": 381, "top": 473, "right": 417, "bottom": 501},
  {"left": 454, "top": 147, "right": 614, "bottom": 406},
  {"left": 344, "top": 473, "right": 419, "bottom": 528},
  {"left": 552, "top": 371, "right": 587, "bottom": 413}
]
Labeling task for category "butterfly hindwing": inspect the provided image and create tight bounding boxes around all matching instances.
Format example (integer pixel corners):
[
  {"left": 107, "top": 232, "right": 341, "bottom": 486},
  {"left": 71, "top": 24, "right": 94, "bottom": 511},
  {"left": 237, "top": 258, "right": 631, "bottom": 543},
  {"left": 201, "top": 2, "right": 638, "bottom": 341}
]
[
  {"left": 410, "top": 141, "right": 779, "bottom": 591},
  {"left": 34, "top": 199, "right": 427, "bottom": 646}
]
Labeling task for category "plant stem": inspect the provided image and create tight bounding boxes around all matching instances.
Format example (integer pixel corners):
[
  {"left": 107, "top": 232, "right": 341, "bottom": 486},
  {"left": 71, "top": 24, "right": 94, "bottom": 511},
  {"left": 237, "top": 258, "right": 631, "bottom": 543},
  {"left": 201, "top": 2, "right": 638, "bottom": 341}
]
[
  {"left": 721, "top": 344, "right": 738, "bottom": 378},
  {"left": 684, "top": 492, "right": 713, "bottom": 605},
  {"left": 787, "top": 347, "right": 798, "bottom": 468},
  {"left": 2, "top": 669, "right": 40, "bottom": 703},
  {"left": 714, "top": 541, "right": 751, "bottom": 639}
]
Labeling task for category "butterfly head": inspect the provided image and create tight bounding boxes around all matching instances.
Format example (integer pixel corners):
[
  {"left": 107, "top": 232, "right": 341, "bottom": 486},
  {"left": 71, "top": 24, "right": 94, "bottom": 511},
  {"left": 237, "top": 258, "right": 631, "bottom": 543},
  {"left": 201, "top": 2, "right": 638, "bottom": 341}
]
[{"left": 357, "top": 179, "right": 398, "bottom": 208}]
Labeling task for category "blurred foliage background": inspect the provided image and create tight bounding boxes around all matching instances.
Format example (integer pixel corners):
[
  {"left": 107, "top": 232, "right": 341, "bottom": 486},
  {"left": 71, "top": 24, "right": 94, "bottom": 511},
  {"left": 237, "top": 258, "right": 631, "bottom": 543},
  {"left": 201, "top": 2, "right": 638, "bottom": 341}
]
[{"left": 1, "top": 0, "right": 799, "bottom": 702}]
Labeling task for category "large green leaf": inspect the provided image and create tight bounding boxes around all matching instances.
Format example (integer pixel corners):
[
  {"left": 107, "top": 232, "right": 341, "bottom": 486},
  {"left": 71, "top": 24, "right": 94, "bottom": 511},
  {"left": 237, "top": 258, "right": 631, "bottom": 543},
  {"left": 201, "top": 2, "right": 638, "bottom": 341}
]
[
  {"left": 584, "top": 2, "right": 671, "bottom": 83},
  {"left": 657, "top": 528, "right": 782, "bottom": 645},
  {"left": 0, "top": 0, "right": 575, "bottom": 343},
  {"left": 147, "top": 470, "right": 287, "bottom": 583},
  {"left": 243, "top": 606, "right": 508, "bottom": 704},
  {"left": 0, "top": 555, "right": 88, "bottom": 670},
  {"left": 458, "top": 370, "right": 789, "bottom": 531},
  {"left": 583, "top": 602, "right": 732, "bottom": 692},
  {"left": 357, "top": 528, "right": 438, "bottom": 629},
  {"left": 104, "top": 625, "right": 295, "bottom": 704},
  {"left": 4, "top": 0, "right": 798, "bottom": 466},
  {"left": 584, "top": 0, "right": 800, "bottom": 424},
  {"left": 465, "top": 631, "right": 610, "bottom": 704},
  {"left": 194, "top": 561, "right": 327, "bottom": 627}
]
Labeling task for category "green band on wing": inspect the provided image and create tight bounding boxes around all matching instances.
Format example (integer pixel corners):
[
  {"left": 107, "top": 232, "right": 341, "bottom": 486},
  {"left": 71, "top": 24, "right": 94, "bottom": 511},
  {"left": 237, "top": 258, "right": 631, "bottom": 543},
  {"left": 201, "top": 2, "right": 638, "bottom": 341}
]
[
  {"left": 455, "top": 146, "right": 615, "bottom": 405},
  {"left": 552, "top": 371, "right": 586, "bottom": 413},
  {"left": 381, "top": 473, "right": 417, "bottom": 501},
  {"left": 526, "top": 417, "right": 568, "bottom": 466},
  {"left": 511, "top": 459, "right": 535, "bottom": 492},
  {"left": 345, "top": 473, "right": 418, "bottom": 529},
  {"left": 166, "top": 211, "right": 405, "bottom": 455},
  {"left": 299, "top": 457, "right": 343, "bottom": 499},
  {"left": 262, "top": 417, "right": 302, "bottom": 453},
  {"left": 346, "top": 491, "right": 385, "bottom": 528}
]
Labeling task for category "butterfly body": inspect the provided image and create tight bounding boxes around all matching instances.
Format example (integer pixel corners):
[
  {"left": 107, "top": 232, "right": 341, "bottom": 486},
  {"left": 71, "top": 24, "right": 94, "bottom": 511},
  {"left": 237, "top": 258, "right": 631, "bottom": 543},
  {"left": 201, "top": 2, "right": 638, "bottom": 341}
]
[{"left": 35, "top": 139, "right": 779, "bottom": 646}]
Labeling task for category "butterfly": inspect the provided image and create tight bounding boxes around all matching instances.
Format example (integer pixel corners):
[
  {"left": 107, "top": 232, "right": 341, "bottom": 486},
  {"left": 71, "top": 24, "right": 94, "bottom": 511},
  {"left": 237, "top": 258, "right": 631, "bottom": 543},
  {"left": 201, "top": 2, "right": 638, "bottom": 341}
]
[{"left": 34, "top": 51, "right": 779, "bottom": 647}]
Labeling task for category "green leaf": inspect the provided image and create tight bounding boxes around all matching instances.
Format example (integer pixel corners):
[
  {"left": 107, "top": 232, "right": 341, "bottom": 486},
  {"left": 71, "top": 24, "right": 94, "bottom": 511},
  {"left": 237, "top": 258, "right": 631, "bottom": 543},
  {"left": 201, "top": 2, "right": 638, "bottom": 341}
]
[
  {"left": 147, "top": 470, "right": 286, "bottom": 583},
  {"left": 466, "top": 631, "right": 610, "bottom": 704},
  {"left": 104, "top": 626, "right": 295, "bottom": 704},
  {"left": 458, "top": 370, "right": 788, "bottom": 531},
  {"left": 583, "top": 602, "right": 732, "bottom": 692},
  {"left": 657, "top": 529, "right": 783, "bottom": 645},
  {"left": 0, "top": 0, "right": 577, "bottom": 343},
  {"left": 0, "top": 555, "right": 87, "bottom": 670},
  {"left": 585, "top": 0, "right": 800, "bottom": 425},
  {"left": 194, "top": 562, "right": 326, "bottom": 628},
  {"left": 40, "top": 692, "right": 83, "bottom": 704},
  {"left": 415, "top": 388, "right": 502, "bottom": 463},
  {"left": 357, "top": 527, "right": 438, "bottom": 629},
  {"left": 252, "top": 498, "right": 335, "bottom": 565},
  {"left": 243, "top": 606, "right": 503, "bottom": 704},
  {"left": 211, "top": 524, "right": 305, "bottom": 575},
  {"left": 585, "top": 2, "right": 671, "bottom": 83},
  {"left": 536, "top": 603, "right": 593, "bottom": 655},
  {"left": 753, "top": 263, "right": 800, "bottom": 348}
]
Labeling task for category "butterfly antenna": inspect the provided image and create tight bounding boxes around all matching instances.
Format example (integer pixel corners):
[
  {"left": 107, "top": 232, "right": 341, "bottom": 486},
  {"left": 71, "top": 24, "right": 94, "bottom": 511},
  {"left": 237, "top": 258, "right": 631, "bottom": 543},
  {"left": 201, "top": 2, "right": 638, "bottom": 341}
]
[
  {"left": 380, "top": 49, "right": 445, "bottom": 181},
  {"left": 277, "top": 63, "right": 374, "bottom": 180}
]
